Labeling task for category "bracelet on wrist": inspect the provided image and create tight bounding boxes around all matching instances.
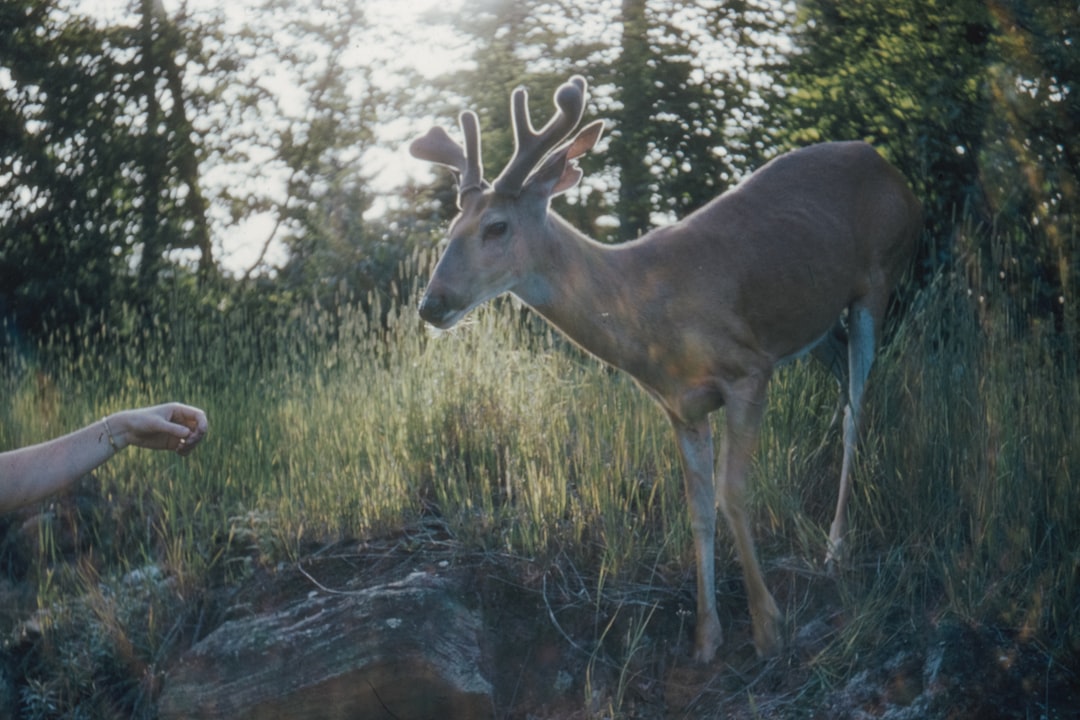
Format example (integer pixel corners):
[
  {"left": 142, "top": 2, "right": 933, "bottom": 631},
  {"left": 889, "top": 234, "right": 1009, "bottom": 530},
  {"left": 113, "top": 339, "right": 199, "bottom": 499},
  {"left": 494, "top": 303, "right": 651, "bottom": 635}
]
[{"left": 102, "top": 416, "right": 120, "bottom": 453}]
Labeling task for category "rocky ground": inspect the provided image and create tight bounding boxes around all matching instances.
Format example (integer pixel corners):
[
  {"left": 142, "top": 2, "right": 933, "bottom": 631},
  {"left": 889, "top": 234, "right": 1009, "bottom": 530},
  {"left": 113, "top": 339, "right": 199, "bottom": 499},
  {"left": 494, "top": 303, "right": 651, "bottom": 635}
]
[
  {"left": 1, "top": 494, "right": 1078, "bottom": 718},
  {"left": 152, "top": 531, "right": 1077, "bottom": 719}
]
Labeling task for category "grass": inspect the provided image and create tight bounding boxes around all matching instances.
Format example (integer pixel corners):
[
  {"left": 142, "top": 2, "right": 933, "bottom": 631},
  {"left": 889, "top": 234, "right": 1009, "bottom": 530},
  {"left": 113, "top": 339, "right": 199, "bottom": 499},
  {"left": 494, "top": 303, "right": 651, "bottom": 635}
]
[{"left": 1, "top": 231, "right": 1078, "bottom": 717}]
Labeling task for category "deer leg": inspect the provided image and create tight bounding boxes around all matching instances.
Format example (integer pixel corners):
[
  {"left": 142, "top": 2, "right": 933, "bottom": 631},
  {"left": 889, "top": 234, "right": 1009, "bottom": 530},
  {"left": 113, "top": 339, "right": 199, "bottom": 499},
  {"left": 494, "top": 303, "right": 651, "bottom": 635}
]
[
  {"left": 718, "top": 377, "right": 781, "bottom": 658},
  {"left": 810, "top": 321, "right": 849, "bottom": 444},
  {"left": 827, "top": 305, "right": 876, "bottom": 568},
  {"left": 672, "top": 418, "right": 722, "bottom": 663}
]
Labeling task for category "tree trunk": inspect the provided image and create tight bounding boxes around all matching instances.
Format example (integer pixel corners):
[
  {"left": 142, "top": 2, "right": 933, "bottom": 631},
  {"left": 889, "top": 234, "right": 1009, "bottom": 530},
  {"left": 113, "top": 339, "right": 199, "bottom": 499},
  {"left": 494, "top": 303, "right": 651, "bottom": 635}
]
[
  {"left": 614, "top": 0, "right": 652, "bottom": 241},
  {"left": 137, "top": 0, "right": 164, "bottom": 301}
]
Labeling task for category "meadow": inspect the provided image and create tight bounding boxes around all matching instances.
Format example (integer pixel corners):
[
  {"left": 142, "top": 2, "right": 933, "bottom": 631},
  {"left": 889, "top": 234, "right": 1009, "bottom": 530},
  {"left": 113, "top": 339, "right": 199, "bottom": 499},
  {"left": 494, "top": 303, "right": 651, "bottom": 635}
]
[{"left": 1, "top": 234, "right": 1078, "bottom": 716}]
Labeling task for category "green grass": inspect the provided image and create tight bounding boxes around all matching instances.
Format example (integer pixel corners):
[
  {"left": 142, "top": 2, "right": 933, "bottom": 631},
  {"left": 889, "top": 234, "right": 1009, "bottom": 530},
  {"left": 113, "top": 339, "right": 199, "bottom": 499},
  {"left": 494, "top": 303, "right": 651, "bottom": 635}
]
[{"left": 2, "top": 234, "right": 1077, "bottom": 717}]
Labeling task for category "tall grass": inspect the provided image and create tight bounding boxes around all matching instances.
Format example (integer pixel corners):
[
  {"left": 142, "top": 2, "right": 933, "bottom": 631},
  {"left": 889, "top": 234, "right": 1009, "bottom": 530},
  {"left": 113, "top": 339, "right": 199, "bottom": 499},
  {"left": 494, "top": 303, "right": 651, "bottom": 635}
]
[
  {"left": 1, "top": 254, "right": 691, "bottom": 588},
  {"left": 870, "top": 266, "right": 1080, "bottom": 644},
  {"left": 2, "top": 229, "right": 1077, "bottom": 715}
]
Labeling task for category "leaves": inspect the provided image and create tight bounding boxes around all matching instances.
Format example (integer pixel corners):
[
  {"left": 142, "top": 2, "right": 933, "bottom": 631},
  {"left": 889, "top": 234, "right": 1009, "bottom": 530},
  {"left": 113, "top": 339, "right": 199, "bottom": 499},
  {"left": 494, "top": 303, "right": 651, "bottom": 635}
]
[
  {"left": 780, "top": 0, "right": 1077, "bottom": 321},
  {"left": 0, "top": 0, "right": 228, "bottom": 333},
  {"left": 2, "top": 0, "right": 1075, "bottom": 338}
]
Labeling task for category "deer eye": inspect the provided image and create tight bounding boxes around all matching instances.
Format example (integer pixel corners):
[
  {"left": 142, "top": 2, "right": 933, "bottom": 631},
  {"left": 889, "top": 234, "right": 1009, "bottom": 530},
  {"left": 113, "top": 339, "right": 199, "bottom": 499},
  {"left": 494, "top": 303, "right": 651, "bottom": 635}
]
[{"left": 482, "top": 221, "right": 508, "bottom": 242}]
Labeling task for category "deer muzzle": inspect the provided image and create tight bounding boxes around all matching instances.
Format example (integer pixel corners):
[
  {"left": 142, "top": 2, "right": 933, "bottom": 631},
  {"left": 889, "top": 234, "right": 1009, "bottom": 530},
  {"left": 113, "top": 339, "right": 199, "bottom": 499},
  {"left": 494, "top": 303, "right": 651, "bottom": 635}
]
[{"left": 418, "top": 290, "right": 460, "bottom": 329}]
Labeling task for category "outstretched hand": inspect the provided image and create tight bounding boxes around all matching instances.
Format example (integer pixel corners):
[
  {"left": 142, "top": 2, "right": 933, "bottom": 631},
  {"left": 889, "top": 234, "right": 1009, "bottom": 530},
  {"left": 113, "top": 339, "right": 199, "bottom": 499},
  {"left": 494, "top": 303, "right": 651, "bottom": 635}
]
[
  {"left": 0, "top": 402, "right": 208, "bottom": 513},
  {"left": 109, "top": 403, "right": 208, "bottom": 456}
]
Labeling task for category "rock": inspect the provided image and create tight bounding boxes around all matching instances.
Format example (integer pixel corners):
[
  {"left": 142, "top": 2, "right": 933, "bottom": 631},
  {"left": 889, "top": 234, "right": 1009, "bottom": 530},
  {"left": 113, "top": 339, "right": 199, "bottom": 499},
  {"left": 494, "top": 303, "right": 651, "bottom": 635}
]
[
  {"left": 158, "top": 569, "right": 493, "bottom": 720},
  {"left": 813, "top": 619, "right": 1055, "bottom": 720}
]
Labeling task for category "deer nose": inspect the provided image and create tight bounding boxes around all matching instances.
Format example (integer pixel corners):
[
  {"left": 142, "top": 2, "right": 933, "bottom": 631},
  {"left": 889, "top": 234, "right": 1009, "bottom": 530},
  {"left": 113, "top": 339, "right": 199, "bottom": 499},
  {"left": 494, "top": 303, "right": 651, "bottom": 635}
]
[{"left": 418, "top": 292, "right": 449, "bottom": 326}]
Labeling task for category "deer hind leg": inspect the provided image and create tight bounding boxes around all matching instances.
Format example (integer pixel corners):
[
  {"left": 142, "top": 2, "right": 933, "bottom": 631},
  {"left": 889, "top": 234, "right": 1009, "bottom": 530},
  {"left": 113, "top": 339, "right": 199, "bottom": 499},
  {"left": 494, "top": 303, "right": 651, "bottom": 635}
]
[
  {"left": 810, "top": 320, "right": 849, "bottom": 448},
  {"left": 826, "top": 304, "right": 877, "bottom": 569},
  {"left": 717, "top": 377, "right": 781, "bottom": 658},
  {"left": 673, "top": 419, "right": 723, "bottom": 662}
]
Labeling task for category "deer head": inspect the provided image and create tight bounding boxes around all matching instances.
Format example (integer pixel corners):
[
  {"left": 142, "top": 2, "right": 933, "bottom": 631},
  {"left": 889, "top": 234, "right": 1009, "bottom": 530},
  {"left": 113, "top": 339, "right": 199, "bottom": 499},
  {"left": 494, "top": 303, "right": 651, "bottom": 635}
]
[{"left": 410, "top": 76, "right": 604, "bottom": 328}]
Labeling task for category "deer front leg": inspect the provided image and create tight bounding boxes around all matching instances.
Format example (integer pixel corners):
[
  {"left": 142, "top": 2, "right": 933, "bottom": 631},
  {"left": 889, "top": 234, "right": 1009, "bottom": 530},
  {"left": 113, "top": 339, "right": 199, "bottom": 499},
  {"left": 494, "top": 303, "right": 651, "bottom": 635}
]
[
  {"left": 719, "top": 378, "right": 781, "bottom": 657},
  {"left": 672, "top": 418, "right": 723, "bottom": 663}
]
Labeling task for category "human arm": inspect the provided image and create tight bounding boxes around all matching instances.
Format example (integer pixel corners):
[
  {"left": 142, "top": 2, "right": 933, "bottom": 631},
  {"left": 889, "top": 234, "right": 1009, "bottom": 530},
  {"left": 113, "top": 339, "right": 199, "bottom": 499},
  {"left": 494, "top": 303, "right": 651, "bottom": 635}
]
[{"left": 0, "top": 402, "right": 208, "bottom": 513}]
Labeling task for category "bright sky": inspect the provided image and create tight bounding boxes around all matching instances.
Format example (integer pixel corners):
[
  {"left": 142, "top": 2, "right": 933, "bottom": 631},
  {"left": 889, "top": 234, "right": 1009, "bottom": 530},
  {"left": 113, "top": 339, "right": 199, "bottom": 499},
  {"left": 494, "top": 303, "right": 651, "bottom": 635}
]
[{"left": 78, "top": 0, "right": 466, "bottom": 275}]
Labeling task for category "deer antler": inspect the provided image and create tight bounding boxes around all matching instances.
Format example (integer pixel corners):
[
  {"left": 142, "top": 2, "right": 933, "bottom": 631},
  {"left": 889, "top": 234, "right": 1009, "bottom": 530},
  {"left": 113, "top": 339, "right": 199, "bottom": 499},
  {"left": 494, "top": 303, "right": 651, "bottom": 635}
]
[
  {"left": 409, "top": 110, "right": 485, "bottom": 202},
  {"left": 493, "top": 75, "right": 588, "bottom": 195}
]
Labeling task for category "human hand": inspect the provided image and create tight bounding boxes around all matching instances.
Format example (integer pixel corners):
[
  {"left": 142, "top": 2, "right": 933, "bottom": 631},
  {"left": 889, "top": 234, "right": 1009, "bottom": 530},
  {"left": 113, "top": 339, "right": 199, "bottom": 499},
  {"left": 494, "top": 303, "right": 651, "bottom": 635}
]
[{"left": 107, "top": 403, "right": 208, "bottom": 456}]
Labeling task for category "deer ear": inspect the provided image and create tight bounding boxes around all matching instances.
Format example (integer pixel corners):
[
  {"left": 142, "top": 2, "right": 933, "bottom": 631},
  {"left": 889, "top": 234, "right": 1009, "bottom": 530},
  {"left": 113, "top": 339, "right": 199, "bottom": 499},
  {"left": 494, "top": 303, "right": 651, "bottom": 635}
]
[
  {"left": 565, "top": 120, "right": 604, "bottom": 161},
  {"left": 524, "top": 120, "right": 605, "bottom": 198}
]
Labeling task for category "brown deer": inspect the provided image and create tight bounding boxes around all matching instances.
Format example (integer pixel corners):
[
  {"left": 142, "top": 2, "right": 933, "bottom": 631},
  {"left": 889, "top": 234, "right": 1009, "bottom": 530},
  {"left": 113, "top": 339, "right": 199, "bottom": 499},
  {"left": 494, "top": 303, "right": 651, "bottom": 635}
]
[{"left": 410, "top": 76, "right": 920, "bottom": 662}]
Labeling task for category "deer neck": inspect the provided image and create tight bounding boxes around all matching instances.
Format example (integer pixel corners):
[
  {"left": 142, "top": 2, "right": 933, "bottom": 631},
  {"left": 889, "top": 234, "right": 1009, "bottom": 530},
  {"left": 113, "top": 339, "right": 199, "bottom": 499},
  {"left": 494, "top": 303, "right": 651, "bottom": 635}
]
[{"left": 514, "top": 212, "right": 651, "bottom": 374}]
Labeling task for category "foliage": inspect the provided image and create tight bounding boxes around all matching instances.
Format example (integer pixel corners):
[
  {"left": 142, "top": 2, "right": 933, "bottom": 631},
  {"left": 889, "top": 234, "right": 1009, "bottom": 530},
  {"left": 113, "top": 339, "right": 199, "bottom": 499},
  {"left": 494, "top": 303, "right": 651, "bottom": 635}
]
[
  {"left": 431, "top": 0, "right": 787, "bottom": 241},
  {"left": 603, "top": 0, "right": 788, "bottom": 238},
  {"left": 979, "top": 0, "right": 1079, "bottom": 327},
  {"left": 4, "top": 0, "right": 1076, "bottom": 332},
  {"left": 0, "top": 0, "right": 223, "bottom": 336},
  {"left": 226, "top": 0, "right": 407, "bottom": 306},
  {"left": 779, "top": 0, "right": 1078, "bottom": 322},
  {"left": 1, "top": 236, "right": 1078, "bottom": 714}
]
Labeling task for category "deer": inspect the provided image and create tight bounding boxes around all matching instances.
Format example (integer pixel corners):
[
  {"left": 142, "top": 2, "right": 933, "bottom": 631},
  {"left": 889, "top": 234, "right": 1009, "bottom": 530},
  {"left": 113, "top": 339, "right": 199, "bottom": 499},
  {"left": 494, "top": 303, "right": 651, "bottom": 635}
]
[{"left": 409, "top": 75, "right": 921, "bottom": 663}]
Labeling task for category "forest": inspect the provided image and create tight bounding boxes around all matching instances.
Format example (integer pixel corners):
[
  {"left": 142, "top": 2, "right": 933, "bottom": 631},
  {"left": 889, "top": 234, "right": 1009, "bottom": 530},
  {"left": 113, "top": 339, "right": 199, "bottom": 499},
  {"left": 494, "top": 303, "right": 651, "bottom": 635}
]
[
  {"left": 1, "top": 0, "right": 1078, "bottom": 717},
  {"left": 2, "top": 0, "right": 1076, "bottom": 332}
]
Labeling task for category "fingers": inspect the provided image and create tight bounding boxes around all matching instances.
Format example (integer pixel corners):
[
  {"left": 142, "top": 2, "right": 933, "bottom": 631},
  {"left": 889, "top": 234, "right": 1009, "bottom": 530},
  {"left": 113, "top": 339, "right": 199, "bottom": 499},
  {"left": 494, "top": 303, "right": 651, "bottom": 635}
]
[
  {"left": 164, "top": 403, "right": 208, "bottom": 456},
  {"left": 137, "top": 402, "right": 208, "bottom": 455},
  {"left": 167, "top": 404, "right": 208, "bottom": 434}
]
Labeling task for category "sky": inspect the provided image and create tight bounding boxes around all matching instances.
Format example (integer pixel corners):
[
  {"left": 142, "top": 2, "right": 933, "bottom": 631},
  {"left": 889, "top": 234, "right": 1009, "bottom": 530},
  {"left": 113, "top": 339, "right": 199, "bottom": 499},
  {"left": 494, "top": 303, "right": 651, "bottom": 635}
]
[{"left": 77, "top": 0, "right": 467, "bottom": 275}]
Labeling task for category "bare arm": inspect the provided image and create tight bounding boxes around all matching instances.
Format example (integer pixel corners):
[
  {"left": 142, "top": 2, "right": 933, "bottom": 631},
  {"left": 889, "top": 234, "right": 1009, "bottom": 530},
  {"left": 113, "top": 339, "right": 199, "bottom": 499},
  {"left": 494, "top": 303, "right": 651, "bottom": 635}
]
[{"left": 0, "top": 402, "right": 208, "bottom": 513}]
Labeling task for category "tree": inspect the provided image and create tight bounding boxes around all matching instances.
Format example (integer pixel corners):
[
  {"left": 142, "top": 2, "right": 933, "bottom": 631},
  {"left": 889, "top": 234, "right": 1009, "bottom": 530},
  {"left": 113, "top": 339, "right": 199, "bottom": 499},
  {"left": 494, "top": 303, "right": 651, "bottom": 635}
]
[
  {"left": 0, "top": 0, "right": 220, "bottom": 339},
  {"left": 778, "top": 0, "right": 1076, "bottom": 323},
  {"left": 612, "top": 0, "right": 653, "bottom": 239},
  {"left": 980, "top": 0, "right": 1078, "bottom": 323},
  {"left": 134, "top": 0, "right": 214, "bottom": 295},
  {"left": 779, "top": 0, "right": 994, "bottom": 250},
  {"left": 221, "top": 0, "right": 408, "bottom": 309},
  {"left": 607, "top": 0, "right": 785, "bottom": 239},
  {"left": 1, "top": 0, "right": 130, "bottom": 334},
  {"left": 431, "top": 0, "right": 786, "bottom": 242}
]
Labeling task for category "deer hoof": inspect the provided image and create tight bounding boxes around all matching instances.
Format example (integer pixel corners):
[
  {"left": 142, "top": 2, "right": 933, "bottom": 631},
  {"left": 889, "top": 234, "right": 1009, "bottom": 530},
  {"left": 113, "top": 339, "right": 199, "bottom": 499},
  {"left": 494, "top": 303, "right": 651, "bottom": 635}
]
[
  {"left": 692, "top": 615, "right": 724, "bottom": 663},
  {"left": 825, "top": 536, "right": 846, "bottom": 575},
  {"left": 752, "top": 598, "right": 783, "bottom": 658}
]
